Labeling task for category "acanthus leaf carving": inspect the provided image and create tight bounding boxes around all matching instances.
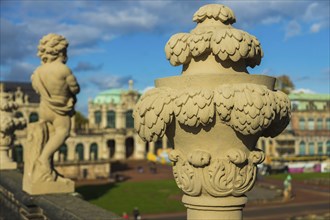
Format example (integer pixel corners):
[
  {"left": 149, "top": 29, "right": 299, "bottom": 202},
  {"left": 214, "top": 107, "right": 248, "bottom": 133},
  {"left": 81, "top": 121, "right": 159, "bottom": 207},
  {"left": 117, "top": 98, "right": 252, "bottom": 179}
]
[{"left": 134, "top": 83, "right": 290, "bottom": 141}]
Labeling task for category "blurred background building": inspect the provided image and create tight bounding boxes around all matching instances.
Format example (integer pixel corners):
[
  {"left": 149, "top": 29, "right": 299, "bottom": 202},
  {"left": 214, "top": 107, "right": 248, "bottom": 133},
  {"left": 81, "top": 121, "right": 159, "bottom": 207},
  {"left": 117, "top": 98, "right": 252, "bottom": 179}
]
[{"left": 1, "top": 78, "right": 329, "bottom": 179}]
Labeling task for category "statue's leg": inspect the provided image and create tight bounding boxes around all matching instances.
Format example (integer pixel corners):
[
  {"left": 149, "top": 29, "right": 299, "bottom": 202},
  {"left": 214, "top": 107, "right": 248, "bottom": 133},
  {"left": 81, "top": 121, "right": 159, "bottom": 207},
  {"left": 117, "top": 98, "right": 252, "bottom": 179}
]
[{"left": 38, "top": 115, "right": 71, "bottom": 170}]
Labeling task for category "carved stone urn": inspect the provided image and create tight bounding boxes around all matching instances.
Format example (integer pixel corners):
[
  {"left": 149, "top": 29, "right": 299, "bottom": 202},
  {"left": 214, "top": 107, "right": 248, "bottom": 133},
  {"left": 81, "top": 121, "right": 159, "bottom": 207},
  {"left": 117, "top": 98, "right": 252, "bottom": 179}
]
[
  {"left": 133, "top": 4, "right": 290, "bottom": 220},
  {"left": 0, "top": 87, "right": 26, "bottom": 170}
]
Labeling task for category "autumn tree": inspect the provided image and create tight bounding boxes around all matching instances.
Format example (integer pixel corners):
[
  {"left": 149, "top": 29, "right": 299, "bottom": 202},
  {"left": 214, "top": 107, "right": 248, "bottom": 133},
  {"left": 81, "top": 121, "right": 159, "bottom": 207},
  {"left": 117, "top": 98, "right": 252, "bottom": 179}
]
[
  {"left": 74, "top": 111, "right": 88, "bottom": 131},
  {"left": 275, "top": 75, "right": 295, "bottom": 94}
]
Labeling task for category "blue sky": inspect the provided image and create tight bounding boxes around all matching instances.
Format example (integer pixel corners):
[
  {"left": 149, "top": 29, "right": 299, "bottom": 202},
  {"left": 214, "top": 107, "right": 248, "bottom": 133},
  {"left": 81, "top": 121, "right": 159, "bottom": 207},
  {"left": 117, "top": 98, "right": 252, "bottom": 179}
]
[{"left": 1, "top": 0, "right": 329, "bottom": 115}]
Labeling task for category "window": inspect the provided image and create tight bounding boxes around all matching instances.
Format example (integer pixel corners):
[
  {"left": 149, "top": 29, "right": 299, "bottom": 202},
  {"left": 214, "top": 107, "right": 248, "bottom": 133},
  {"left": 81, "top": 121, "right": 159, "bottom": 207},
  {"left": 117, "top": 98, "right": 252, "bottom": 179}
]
[
  {"left": 107, "top": 110, "right": 116, "bottom": 128},
  {"left": 59, "top": 144, "right": 68, "bottom": 161},
  {"left": 29, "top": 112, "right": 39, "bottom": 122},
  {"left": 125, "top": 110, "right": 134, "bottom": 128},
  {"left": 318, "top": 142, "right": 323, "bottom": 155},
  {"left": 90, "top": 143, "right": 98, "bottom": 160},
  {"left": 308, "top": 142, "right": 315, "bottom": 155},
  {"left": 299, "top": 141, "right": 306, "bottom": 155},
  {"left": 75, "top": 144, "right": 84, "bottom": 161},
  {"left": 261, "top": 140, "right": 266, "bottom": 152},
  {"left": 94, "top": 111, "right": 102, "bottom": 125},
  {"left": 12, "top": 145, "right": 23, "bottom": 163},
  {"left": 327, "top": 118, "right": 330, "bottom": 130},
  {"left": 286, "top": 122, "right": 292, "bottom": 131},
  {"left": 327, "top": 141, "right": 330, "bottom": 156},
  {"left": 299, "top": 118, "right": 305, "bottom": 130},
  {"left": 308, "top": 118, "right": 314, "bottom": 130},
  {"left": 317, "top": 118, "right": 323, "bottom": 130}
]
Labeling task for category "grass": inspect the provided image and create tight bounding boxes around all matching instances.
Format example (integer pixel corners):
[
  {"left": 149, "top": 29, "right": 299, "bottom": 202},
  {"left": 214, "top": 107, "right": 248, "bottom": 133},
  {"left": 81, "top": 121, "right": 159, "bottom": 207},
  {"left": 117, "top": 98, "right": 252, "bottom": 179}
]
[
  {"left": 266, "top": 172, "right": 330, "bottom": 181},
  {"left": 76, "top": 179, "right": 185, "bottom": 215}
]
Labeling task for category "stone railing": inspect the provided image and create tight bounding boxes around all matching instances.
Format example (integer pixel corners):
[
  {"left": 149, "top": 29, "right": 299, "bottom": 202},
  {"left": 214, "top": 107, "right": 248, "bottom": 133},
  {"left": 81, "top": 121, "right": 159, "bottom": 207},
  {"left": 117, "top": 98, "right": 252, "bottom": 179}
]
[{"left": 0, "top": 170, "right": 121, "bottom": 220}]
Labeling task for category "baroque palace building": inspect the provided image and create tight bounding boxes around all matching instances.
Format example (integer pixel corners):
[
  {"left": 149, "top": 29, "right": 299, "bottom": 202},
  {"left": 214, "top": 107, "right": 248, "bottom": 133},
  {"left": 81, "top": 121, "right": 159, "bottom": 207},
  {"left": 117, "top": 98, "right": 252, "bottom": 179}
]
[
  {"left": 1, "top": 81, "right": 171, "bottom": 180},
  {"left": 257, "top": 93, "right": 330, "bottom": 158},
  {"left": 1, "top": 81, "right": 329, "bottom": 179}
]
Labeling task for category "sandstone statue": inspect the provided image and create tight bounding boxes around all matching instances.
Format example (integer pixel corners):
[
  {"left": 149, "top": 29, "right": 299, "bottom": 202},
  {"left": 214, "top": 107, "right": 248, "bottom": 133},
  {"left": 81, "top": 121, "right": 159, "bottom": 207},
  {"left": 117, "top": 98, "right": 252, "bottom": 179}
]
[
  {"left": 134, "top": 4, "right": 290, "bottom": 220},
  {"left": 23, "top": 33, "right": 79, "bottom": 195}
]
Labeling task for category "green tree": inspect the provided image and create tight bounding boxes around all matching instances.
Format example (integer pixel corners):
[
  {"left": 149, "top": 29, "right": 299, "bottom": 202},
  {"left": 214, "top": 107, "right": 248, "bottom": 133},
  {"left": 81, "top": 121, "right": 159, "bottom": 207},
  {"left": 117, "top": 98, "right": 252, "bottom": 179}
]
[{"left": 275, "top": 75, "right": 295, "bottom": 94}]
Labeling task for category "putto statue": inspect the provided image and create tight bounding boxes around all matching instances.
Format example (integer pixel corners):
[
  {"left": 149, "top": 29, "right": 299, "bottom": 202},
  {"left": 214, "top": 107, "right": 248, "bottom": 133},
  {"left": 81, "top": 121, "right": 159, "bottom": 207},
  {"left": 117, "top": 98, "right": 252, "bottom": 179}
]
[{"left": 23, "top": 33, "right": 79, "bottom": 195}]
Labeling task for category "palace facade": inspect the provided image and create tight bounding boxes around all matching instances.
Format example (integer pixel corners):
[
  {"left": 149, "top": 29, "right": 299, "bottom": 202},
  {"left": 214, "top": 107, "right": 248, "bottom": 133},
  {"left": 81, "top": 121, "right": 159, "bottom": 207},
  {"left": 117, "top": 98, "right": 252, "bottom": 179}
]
[{"left": 258, "top": 93, "right": 330, "bottom": 158}]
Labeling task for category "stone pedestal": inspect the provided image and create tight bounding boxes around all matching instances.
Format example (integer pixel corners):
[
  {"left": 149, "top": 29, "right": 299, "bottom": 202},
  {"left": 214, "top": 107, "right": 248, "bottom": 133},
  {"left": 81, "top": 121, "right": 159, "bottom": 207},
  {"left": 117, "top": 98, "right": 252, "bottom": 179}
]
[
  {"left": 0, "top": 146, "right": 17, "bottom": 170},
  {"left": 133, "top": 4, "right": 290, "bottom": 220}
]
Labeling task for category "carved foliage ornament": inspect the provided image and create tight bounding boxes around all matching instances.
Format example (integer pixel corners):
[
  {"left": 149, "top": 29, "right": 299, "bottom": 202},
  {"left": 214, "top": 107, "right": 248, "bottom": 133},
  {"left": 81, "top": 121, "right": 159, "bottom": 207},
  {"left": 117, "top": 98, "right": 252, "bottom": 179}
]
[
  {"left": 133, "top": 83, "right": 290, "bottom": 142},
  {"left": 168, "top": 148, "right": 265, "bottom": 197},
  {"left": 165, "top": 4, "right": 263, "bottom": 67}
]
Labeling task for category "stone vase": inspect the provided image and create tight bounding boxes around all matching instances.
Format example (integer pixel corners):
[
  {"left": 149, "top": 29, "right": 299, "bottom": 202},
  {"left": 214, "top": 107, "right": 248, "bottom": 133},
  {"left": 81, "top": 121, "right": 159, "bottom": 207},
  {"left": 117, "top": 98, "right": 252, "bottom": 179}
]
[{"left": 134, "top": 4, "right": 291, "bottom": 219}]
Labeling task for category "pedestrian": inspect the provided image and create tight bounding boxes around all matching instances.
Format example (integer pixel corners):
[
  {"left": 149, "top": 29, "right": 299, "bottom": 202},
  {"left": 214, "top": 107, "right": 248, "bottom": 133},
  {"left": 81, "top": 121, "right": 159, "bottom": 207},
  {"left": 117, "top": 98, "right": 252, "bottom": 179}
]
[
  {"left": 133, "top": 207, "right": 141, "bottom": 220},
  {"left": 122, "top": 212, "right": 129, "bottom": 219},
  {"left": 283, "top": 174, "right": 292, "bottom": 201}
]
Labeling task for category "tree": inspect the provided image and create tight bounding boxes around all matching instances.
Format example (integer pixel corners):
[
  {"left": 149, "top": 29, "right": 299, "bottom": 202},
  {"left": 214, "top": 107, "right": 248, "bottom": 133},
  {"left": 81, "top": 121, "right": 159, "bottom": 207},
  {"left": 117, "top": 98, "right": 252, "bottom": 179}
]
[
  {"left": 74, "top": 111, "right": 88, "bottom": 131},
  {"left": 275, "top": 75, "right": 295, "bottom": 94}
]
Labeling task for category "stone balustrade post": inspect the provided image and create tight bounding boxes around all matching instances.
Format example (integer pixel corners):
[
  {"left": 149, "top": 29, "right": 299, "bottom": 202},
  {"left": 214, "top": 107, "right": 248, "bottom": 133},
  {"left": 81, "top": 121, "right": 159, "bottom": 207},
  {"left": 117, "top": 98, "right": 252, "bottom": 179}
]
[{"left": 134, "top": 4, "right": 290, "bottom": 220}]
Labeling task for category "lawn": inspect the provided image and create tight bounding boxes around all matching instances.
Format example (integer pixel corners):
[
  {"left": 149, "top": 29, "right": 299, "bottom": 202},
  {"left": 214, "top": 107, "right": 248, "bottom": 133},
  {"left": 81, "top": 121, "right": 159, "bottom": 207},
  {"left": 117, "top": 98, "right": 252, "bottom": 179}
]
[
  {"left": 76, "top": 179, "right": 185, "bottom": 215},
  {"left": 266, "top": 172, "right": 330, "bottom": 181}
]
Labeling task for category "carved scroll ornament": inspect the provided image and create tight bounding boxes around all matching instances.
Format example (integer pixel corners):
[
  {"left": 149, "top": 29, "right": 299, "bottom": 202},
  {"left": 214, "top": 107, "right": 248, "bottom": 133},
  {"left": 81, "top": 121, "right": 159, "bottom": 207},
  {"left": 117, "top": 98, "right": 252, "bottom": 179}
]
[{"left": 168, "top": 148, "right": 264, "bottom": 197}]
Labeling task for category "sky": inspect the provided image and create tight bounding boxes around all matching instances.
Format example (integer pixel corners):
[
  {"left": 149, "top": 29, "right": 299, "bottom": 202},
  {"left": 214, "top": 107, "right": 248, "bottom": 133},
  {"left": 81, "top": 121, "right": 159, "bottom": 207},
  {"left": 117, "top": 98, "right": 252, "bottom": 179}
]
[{"left": 1, "top": 0, "right": 329, "bottom": 115}]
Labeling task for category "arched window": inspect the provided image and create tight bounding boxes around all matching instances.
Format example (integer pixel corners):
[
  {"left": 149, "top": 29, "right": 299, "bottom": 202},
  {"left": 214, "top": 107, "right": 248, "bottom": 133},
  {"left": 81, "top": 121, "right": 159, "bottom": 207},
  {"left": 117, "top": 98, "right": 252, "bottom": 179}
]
[
  {"left": 29, "top": 112, "right": 39, "bottom": 122},
  {"left": 327, "top": 141, "right": 330, "bottom": 156},
  {"left": 299, "top": 118, "right": 305, "bottom": 130},
  {"left": 90, "top": 143, "right": 98, "bottom": 160},
  {"left": 317, "top": 118, "right": 323, "bottom": 130},
  {"left": 75, "top": 144, "right": 84, "bottom": 161},
  {"left": 299, "top": 141, "right": 306, "bottom": 155},
  {"left": 59, "top": 144, "right": 68, "bottom": 161},
  {"left": 107, "top": 110, "right": 116, "bottom": 128},
  {"left": 327, "top": 118, "right": 330, "bottom": 130},
  {"left": 94, "top": 111, "right": 102, "bottom": 126},
  {"left": 155, "top": 139, "right": 162, "bottom": 154},
  {"left": 125, "top": 110, "right": 134, "bottom": 128},
  {"left": 125, "top": 137, "right": 134, "bottom": 158},
  {"left": 308, "top": 142, "right": 315, "bottom": 155},
  {"left": 317, "top": 142, "right": 323, "bottom": 155},
  {"left": 12, "top": 145, "right": 23, "bottom": 163},
  {"left": 308, "top": 118, "right": 314, "bottom": 130},
  {"left": 107, "top": 140, "right": 115, "bottom": 158}
]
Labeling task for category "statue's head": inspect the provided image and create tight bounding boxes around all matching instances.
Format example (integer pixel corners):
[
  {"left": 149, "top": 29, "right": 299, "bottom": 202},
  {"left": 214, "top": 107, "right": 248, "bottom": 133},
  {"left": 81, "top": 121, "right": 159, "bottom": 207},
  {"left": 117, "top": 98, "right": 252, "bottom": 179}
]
[{"left": 37, "top": 33, "right": 69, "bottom": 64}]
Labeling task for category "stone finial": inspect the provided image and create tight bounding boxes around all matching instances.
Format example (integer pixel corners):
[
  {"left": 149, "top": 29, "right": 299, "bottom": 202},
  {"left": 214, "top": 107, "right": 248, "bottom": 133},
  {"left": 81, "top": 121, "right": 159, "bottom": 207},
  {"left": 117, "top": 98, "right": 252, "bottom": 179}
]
[
  {"left": 128, "top": 79, "right": 134, "bottom": 90},
  {"left": 23, "top": 33, "right": 80, "bottom": 195},
  {"left": 0, "top": 90, "right": 26, "bottom": 170},
  {"left": 165, "top": 4, "right": 263, "bottom": 75},
  {"left": 134, "top": 4, "right": 290, "bottom": 220}
]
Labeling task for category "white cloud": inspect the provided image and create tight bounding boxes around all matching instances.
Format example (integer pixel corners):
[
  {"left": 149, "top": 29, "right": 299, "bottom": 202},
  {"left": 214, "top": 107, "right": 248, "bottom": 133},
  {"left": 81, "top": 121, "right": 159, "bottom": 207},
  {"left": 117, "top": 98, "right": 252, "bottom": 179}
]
[
  {"left": 310, "top": 22, "right": 323, "bottom": 33},
  {"left": 292, "top": 88, "right": 316, "bottom": 94},
  {"left": 90, "top": 75, "right": 132, "bottom": 90},
  {"left": 285, "top": 20, "right": 302, "bottom": 40}
]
